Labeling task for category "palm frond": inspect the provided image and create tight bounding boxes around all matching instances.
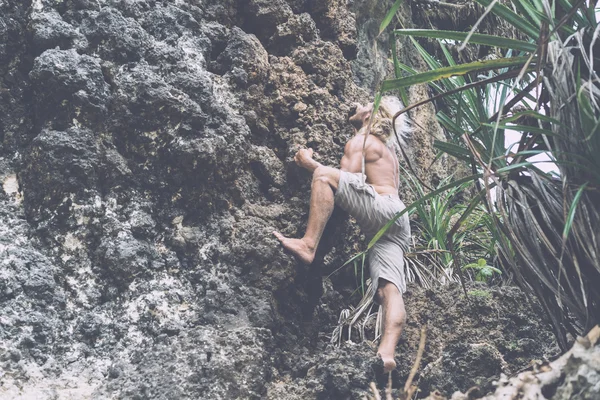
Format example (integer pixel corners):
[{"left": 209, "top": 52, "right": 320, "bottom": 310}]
[{"left": 378, "top": 0, "right": 600, "bottom": 348}]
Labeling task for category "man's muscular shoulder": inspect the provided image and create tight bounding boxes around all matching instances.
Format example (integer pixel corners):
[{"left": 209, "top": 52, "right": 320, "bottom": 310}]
[
  {"left": 346, "top": 133, "right": 384, "bottom": 151},
  {"left": 363, "top": 134, "right": 385, "bottom": 160},
  {"left": 343, "top": 134, "right": 384, "bottom": 163},
  {"left": 343, "top": 135, "right": 361, "bottom": 156}
]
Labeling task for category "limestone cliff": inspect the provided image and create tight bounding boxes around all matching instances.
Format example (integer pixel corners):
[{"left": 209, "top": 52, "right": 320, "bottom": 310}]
[{"left": 0, "top": 1, "right": 562, "bottom": 399}]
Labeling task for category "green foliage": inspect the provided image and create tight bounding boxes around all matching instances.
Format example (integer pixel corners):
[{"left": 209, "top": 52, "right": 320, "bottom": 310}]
[
  {"left": 403, "top": 172, "right": 501, "bottom": 275},
  {"left": 378, "top": 0, "right": 405, "bottom": 35},
  {"left": 378, "top": 0, "right": 600, "bottom": 348},
  {"left": 467, "top": 289, "right": 492, "bottom": 299},
  {"left": 381, "top": 56, "right": 530, "bottom": 92},
  {"left": 507, "top": 341, "right": 520, "bottom": 351},
  {"left": 462, "top": 259, "right": 502, "bottom": 282},
  {"left": 393, "top": 29, "right": 537, "bottom": 52}
]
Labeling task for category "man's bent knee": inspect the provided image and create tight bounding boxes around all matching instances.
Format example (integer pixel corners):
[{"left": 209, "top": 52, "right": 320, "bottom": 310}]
[
  {"left": 313, "top": 166, "right": 340, "bottom": 189},
  {"left": 313, "top": 165, "right": 327, "bottom": 177}
]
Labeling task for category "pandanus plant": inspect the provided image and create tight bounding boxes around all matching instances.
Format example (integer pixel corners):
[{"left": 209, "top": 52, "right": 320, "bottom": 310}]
[{"left": 371, "top": 0, "right": 600, "bottom": 349}]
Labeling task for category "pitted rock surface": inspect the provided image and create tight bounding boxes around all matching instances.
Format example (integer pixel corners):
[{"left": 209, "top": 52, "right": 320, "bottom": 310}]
[{"left": 1, "top": 1, "right": 559, "bottom": 399}]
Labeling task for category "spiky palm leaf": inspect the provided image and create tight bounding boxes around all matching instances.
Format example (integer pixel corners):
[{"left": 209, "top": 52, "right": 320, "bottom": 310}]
[{"left": 375, "top": 0, "right": 600, "bottom": 348}]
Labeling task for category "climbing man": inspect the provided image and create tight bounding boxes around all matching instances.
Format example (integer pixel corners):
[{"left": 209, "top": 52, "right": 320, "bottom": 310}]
[{"left": 273, "top": 96, "right": 411, "bottom": 372}]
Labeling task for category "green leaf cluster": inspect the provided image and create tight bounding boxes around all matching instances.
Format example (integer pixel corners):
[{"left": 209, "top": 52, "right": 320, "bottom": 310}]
[{"left": 462, "top": 258, "right": 502, "bottom": 282}]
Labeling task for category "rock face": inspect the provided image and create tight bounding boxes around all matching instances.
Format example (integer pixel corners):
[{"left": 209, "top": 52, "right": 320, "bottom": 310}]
[{"left": 1, "top": 1, "right": 558, "bottom": 399}]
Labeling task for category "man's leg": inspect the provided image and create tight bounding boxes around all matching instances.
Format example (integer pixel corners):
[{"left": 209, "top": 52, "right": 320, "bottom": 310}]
[
  {"left": 376, "top": 279, "right": 406, "bottom": 372},
  {"left": 273, "top": 166, "right": 340, "bottom": 264}
]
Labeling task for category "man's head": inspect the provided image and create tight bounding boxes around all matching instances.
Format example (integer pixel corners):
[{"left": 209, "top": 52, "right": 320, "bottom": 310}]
[
  {"left": 349, "top": 102, "right": 373, "bottom": 130},
  {"left": 348, "top": 96, "right": 410, "bottom": 147}
]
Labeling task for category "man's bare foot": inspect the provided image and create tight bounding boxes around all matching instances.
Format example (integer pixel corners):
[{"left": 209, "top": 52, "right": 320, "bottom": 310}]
[
  {"left": 273, "top": 231, "right": 316, "bottom": 264},
  {"left": 378, "top": 353, "right": 397, "bottom": 373}
]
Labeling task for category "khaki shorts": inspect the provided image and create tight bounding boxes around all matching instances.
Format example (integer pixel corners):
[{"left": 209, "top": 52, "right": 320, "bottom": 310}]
[{"left": 334, "top": 171, "right": 411, "bottom": 295}]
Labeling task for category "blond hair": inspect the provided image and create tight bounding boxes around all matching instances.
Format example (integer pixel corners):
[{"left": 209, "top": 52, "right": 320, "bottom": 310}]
[{"left": 362, "top": 96, "right": 410, "bottom": 149}]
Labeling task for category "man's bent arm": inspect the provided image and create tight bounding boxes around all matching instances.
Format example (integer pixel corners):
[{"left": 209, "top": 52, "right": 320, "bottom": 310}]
[
  {"left": 295, "top": 148, "right": 323, "bottom": 173},
  {"left": 301, "top": 158, "right": 323, "bottom": 173}
]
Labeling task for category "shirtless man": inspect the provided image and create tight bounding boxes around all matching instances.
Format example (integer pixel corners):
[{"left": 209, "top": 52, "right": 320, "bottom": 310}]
[{"left": 273, "top": 97, "right": 411, "bottom": 372}]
